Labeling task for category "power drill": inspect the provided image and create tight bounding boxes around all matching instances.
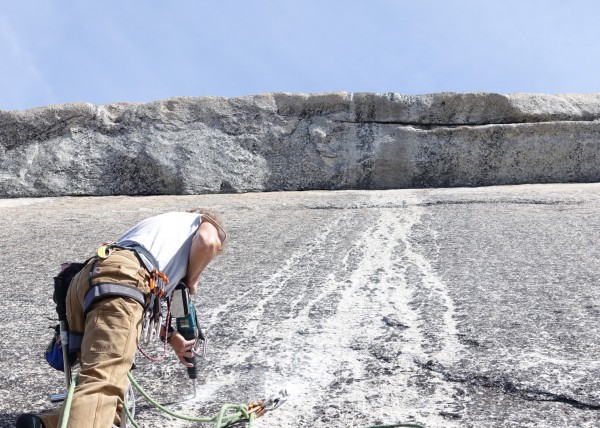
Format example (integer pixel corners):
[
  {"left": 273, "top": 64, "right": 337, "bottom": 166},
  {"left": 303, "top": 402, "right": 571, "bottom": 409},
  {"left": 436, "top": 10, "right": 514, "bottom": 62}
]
[{"left": 171, "top": 282, "right": 207, "bottom": 397}]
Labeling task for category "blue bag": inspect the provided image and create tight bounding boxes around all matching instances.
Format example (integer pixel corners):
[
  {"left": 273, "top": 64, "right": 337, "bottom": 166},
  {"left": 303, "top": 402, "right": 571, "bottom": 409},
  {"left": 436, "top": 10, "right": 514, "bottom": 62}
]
[{"left": 45, "top": 325, "right": 75, "bottom": 372}]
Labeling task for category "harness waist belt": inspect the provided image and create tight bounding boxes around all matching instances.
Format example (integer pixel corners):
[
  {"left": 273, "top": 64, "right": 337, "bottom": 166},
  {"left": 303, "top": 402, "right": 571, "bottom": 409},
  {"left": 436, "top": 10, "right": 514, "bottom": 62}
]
[{"left": 83, "top": 282, "right": 146, "bottom": 314}]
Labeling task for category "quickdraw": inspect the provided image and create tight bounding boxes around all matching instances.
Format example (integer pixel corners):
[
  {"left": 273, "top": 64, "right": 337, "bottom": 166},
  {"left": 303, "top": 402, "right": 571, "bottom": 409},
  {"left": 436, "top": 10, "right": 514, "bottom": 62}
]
[
  {"left": 142, "top": 270, "right": 169, "bottom": 344},
  {"left": 247, "top": 389, "right": 289, "bottom": 418}
]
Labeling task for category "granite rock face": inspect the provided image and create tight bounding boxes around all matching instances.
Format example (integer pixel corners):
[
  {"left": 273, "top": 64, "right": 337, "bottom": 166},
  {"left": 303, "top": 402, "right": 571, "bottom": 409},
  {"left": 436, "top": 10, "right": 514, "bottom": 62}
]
[
  {"left": 1, "top": 183, "right": 599, "bottom": 427},
  {"left": 2, "top": 92, "right": 600, "bottom": 197}
]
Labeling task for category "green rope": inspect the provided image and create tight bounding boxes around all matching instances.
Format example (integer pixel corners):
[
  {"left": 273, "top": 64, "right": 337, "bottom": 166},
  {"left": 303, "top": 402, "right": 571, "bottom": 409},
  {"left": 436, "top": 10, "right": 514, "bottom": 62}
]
[
  {"left": 121, "top": 402, "right": 142, "bottom": 428},
  {"left": 59, "top": 373, "right": 79, "bottom": 428},
  {"left": 61, "top": 371, "right": 423, "bottom": 428},
  {"left": 59, "top": 371, "right": 253, "bottom": 428},
  {"left": 126, "top": 372, "right": 255, "bottom": 428},
  {"left": 126, "top": 374, "right": 421, "bottom": 428}
]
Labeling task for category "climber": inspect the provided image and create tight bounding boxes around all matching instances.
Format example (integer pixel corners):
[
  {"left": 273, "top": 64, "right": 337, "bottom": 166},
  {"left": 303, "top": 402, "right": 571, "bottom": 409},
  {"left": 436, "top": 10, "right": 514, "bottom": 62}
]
[{"left": 17, "top": 208, "right": 226, "bottom": 428}]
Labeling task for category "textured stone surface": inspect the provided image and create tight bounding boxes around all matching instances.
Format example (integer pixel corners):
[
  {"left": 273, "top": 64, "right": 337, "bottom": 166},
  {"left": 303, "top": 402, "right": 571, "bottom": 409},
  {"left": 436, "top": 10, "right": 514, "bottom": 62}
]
[
  {"left": 2, "top": 183, "right": 599, "bottom": 427},
  {"left": 2, "top": 92, "right": 600, "bottom": 197}
]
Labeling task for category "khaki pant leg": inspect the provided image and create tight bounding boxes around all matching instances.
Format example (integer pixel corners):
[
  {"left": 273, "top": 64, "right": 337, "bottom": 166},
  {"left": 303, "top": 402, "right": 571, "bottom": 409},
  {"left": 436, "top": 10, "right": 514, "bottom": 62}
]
[
  {"left": 58, "top": 250, "right": 149, "bottom": 428},
  {"left": 57, "top": 296, "right": 143, "bottom": 428}
]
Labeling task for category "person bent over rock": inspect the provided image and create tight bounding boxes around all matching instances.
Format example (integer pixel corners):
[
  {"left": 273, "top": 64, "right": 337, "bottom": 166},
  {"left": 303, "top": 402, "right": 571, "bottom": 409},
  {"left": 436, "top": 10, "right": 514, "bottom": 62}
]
[{"left": 17, "top": 209, "right": 226, "bottom": 428}]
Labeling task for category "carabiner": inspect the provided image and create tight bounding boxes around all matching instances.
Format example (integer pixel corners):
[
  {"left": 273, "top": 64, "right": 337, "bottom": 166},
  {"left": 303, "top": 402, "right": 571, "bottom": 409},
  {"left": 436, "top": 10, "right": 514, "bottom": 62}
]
[{"left": 142, "top": 310, "right": 153, "bottom": 345}]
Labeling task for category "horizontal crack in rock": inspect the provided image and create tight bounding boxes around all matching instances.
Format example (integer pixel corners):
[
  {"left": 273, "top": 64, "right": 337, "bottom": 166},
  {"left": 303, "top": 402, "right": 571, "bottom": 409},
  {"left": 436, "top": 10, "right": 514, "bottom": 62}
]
[{"left": 333, "top": 119, "right": 600, "bottom": 128}]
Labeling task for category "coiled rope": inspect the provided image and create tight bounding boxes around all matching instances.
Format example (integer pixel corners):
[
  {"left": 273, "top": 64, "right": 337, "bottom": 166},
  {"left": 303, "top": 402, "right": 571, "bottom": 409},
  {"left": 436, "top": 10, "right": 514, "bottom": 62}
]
[
  {"left": 60, "top": 371, "right": 255, "bottom": 428},
  {"left": 126, "top": 372, "right": 255, "bottom": 427}
]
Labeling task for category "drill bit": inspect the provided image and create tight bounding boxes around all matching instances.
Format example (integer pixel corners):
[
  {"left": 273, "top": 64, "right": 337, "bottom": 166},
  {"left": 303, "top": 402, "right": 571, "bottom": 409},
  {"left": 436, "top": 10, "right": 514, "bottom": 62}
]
[{"left": 193, "top": 379, "right": 197, "bottom": 398}]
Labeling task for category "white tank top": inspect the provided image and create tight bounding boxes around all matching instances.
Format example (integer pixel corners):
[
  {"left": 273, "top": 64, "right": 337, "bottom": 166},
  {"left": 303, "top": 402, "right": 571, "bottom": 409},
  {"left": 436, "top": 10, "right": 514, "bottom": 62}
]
[{"left": 116, "top": 212, "right": 201, "bottom": 295}]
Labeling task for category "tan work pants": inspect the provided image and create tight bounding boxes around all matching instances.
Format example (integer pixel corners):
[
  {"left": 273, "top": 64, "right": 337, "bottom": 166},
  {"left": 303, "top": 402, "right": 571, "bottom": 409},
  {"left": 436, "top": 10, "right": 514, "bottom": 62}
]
[{"left": 41, "top": 249, "right": 150, "bottom": 428}]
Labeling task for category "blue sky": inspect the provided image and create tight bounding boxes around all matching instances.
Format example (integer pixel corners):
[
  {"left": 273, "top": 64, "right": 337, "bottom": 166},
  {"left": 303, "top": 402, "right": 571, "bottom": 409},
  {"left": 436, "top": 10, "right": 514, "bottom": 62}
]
[{"left": 1, "top": 0, "right": 599, "bottom": 111}]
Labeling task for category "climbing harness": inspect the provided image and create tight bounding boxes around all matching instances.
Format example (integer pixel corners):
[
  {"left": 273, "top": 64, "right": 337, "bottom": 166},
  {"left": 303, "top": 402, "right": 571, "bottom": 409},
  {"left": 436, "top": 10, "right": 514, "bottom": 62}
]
[{"left": 97, "top": 241, "right": 171, "bottom": 348}]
